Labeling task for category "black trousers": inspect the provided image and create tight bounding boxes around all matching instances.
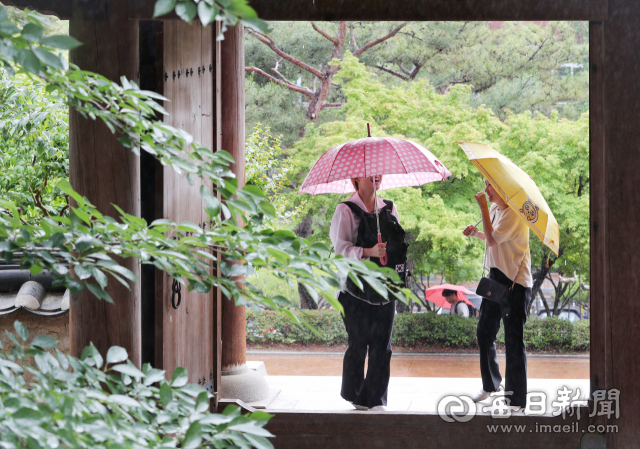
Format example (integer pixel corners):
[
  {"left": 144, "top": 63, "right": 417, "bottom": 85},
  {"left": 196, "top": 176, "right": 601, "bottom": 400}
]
[
  {"left": 338, "top": 291, "right": 396, "bottom": 408},
  {"left": 477, "top": 268, "right": 532, "bottom": 407}
]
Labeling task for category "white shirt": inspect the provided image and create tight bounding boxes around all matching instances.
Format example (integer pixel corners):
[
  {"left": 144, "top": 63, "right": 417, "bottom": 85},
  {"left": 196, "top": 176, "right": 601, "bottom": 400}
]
[
  {"left": 485, "top": 203, "right": 533, "bottom": 288},
  {"left": 329, "top": 192, "right": 400, "bottom": 297},
  {"left": 449, "top": 301, "right": 470, "bottom": 317}
]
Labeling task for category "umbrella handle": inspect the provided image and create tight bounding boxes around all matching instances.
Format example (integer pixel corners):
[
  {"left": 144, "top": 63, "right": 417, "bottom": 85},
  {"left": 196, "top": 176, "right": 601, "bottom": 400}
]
[{"left": 378, "top": 234, "right": 388, "bottom": 266}]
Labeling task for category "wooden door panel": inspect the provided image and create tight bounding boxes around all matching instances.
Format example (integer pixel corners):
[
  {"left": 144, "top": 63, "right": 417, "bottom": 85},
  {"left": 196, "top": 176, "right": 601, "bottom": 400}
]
[{"left": 158, "top": 20, "right": 215, "bottom": 387}]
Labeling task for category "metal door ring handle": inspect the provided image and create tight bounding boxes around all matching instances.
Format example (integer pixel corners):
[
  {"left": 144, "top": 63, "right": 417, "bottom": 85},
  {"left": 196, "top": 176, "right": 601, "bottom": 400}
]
[{"left": 171, "top": 279, "right": 182, "bottom": 309}]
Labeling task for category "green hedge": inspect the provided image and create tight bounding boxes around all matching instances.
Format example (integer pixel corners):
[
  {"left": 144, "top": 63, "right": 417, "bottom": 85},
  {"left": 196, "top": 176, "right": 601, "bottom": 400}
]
[{"left": 247, "top": 310, "right": 590, "bottom": 352}]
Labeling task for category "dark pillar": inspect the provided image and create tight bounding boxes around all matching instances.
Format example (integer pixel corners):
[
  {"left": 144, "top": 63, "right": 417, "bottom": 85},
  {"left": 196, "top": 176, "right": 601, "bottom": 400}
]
[
  {"left": 219, "top": 24, "right": 268, "bottom": 402},
  {"left": 603, "top": 1, "right": 640, "bottom": 446},
  {"left": 221, "top": 23, "right": 246, "bottom": 374},
  {"left": 68, "top": 0, "right": 141, "bottom": 366}
]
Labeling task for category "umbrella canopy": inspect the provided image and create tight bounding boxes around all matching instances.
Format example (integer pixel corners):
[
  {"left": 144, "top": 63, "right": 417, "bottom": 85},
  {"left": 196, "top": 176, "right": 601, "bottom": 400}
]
[
  {"left": 458, "top": 142, "right": 560, "bottom": 256},
  {"left": 299, "top": 136, "right": 452, "bottom": 195},
  {"left": 424, "top": 284, "right": 475, "bottom": 309}
]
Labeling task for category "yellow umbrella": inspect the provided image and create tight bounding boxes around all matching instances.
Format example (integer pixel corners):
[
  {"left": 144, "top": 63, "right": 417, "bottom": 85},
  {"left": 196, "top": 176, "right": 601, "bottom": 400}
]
[{"left": 458, "top": 142, "right": 559, "bottom": 256}]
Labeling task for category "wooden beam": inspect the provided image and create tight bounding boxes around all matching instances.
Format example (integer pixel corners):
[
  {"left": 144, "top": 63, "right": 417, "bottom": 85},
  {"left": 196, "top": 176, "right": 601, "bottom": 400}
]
[
  {"left": 588, "top": 19, "right": 608, "bottom": 426},
  {"left": 248, "top": 0, "right": 608, "bottom": 21},
  {"left": 603, "top": 1, "right": 640, "bottom": 446},
  {"left": 265, "top": 409, "right": 591, "bottom": 448},
  {"left": 11, "top": 0, "right": 606, "bottom": 21},
  {"left": 211, "top": 21, "right": 223, "bottom": 410},
  {"left": 68, "top": 0, "right": 141, "bottom": 366}
]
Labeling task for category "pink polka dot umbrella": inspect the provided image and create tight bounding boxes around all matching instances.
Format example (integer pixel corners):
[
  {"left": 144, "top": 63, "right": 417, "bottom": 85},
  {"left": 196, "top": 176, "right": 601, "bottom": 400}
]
[{"left": 298, "top": 124, "right": 452, "bottom": 265}]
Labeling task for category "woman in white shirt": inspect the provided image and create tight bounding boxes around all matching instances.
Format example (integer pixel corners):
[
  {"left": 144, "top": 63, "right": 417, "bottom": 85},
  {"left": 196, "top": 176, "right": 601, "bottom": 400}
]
[
  {"left": 463, "top": 180, "right": 532, "bottom": 411},
  {"left": 329, "top": 175, "right": 402, "bottom": 411}
]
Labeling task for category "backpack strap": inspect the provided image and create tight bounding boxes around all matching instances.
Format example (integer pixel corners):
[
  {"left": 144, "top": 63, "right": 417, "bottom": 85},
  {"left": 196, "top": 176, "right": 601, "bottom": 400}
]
[
  {"left": 343, "top": 200, "right": 393, "bottom": 219},
  {"left": 342, "top": 201, "right": 366, "bottom": 220}
]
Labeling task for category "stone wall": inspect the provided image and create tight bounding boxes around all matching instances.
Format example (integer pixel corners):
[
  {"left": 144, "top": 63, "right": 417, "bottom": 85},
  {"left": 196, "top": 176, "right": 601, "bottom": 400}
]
[{"left": 0, "top": 311, "right": 69, "bottom": 353}]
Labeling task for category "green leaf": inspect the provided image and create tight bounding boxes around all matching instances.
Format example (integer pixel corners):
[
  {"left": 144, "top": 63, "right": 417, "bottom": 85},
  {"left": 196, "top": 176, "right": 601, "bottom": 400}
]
[
  {"left": 259, "top": 200, "right": 276, "bottom": 218},
  {"left": 12, "top": 408, "right": 46, "bottom": 427},
  {"left": 175, "top": 1, "right": 197, "bottom": 23},
  {"left": 109, "top": 394, "right": 141, "bottom": 408},
  {"left": 160, "top": 381, "right": 172, "bottom": 408},
  {"left": 40, "top": 35, "right": 82, "bottom": 50},
  {"left": 362, "top": 276, "right": 388, "bottom": 299},
  {"left": 153, "top": 0, "right": 176, "bottom": 17},
  {"left": 14, "top": 320, "right": 28, "bottom": 342},
  {"left": 195, "top": 391, "right": 209, "bottom": 413},
  {"left": 106, "top": 346, "right": 128, "bottom": 364},
  {"left": 170, "top": 366, "right": 188, "bottom": 387},
  {"left": 242, "top": 185, "right": 265, "bottom": 198},
  {"left": 266, "top": 248, "right": 291, "bottom": 264},
  {"left": 182, "top": 421, "right": 202, "bottom": 449},
  {"left": 197, "top": 1, "right": 217, "bottom": 26},
  {"left": 82, "top": 342, "right": 103, "bottom": 369},
  {"left": 0, "top": 359, "right": 24, "bottom": 375},
  {"left": 143, "top": 367, "right": 166, "bottom": 385},
  {"left": 347, "top": 272, "right": 363, "bottom": 290},
  {"left": 241, "top": 18, "right": 270, "bottom": 33},
  {"left": 56, "top": 179, "right": 84, "bottom": 207},
  {"left": 5, "top": 330, "right": 19, "bottom": 346},
  {"left": 16, "top": 49, "right": 41, "bottom": 74},
  {"left": 32, "top": 47, "right": 64, "bottom": 70},
  {"left": 0, "top": 22, "right": 20, "bottom": 36},
  {"left": 31, "top": 334, "right": 58, "bottom": 349},
  {"left": 87, "top": 283, "right": 114, "bottom": 303},
  {"left": 244, "top": 433, "right": 275, "bottom": 449},
  {"left": 21, "top": 23, "right": 44, "bottom": 42},
  {"left": 111, "top": 363, "right": 145, "bottom": 379},
  {"left": 228, "top": 422, "right": 273, "bottom": 437}
]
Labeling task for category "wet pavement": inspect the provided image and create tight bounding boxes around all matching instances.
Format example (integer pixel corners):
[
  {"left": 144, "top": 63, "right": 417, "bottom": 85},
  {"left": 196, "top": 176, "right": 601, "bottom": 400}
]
[
  {"left": 256, "top": 375, "right": 590, "bottom": 413},
  {"left": 247, "top": 351, "right": 589, "bottom": 379}
]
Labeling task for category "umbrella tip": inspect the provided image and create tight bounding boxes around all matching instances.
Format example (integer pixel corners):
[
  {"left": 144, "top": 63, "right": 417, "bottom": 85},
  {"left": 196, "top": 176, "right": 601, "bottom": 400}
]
[{"left": 367, "top": 122, "right": 371, "bottom": 138}]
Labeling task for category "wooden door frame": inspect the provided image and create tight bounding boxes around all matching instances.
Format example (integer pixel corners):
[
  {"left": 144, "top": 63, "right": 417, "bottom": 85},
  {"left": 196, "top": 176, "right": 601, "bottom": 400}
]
[{"left": 255, "top": 19, "right": 606, "bottom": 447}]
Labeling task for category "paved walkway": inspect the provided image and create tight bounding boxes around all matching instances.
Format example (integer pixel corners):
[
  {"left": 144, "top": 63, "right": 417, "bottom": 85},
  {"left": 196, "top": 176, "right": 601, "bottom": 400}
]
[
  {"left": 247, "top": 351, "right": 589, "bottom": 379},
  {"left": 246, "top": 351, "right": 590, "bottom": 413},
  {"left": 259, "top": 376, "right": 589, "bottom": 414}
]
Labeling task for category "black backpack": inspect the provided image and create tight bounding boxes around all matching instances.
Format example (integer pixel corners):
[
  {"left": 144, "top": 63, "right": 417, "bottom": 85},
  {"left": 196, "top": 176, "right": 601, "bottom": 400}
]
[{"left": 342, "top": 200, "right": 409, "bottom": 304}]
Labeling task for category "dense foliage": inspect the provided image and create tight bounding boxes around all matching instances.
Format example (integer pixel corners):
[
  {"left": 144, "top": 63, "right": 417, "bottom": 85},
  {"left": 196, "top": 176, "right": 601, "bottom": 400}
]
[
  {"left": 247, "top": 309, "right": 589, "bottom": 352},
  {"left": 245, "top": 124, "right": 305, "bottom": 227},
  {"left": 284, "top": 55, "right": 589, "bottom": 314},
  {"left": 245, "top": 21, "right": 588, "bottom": 142},
  {"left": 0, "top": 6, "right": 414, "bottom": 315},
  {"left": 0, "top": 321, "right": 274, "bottom": 448},
  {"left": 0, "top": 73, "right": 69, "bottom": 221}
]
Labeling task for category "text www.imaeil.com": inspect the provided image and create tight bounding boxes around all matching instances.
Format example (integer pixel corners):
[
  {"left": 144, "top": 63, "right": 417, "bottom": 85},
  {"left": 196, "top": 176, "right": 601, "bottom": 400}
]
[{"left": 487, "top": 423, "right": 619, "bottom": 434}]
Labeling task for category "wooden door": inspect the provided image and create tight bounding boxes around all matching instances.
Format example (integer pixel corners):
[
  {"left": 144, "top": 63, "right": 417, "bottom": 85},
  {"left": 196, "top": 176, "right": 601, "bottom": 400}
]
[{"left": 156, "top": 20, "right": 218, "bottom": 390}]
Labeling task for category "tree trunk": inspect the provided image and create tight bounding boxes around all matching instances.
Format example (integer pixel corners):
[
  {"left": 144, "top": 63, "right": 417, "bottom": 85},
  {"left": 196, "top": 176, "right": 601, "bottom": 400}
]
[{"left": 294, "top": 215, "right": 318, "bottom": 309}]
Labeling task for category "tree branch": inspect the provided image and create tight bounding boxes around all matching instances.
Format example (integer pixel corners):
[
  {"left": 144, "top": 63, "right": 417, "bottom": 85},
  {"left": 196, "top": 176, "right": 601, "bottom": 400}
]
[
  {"left": 311, "top": 22, "right": 338, "bottom": 45},
  {"left": 320, "top": 102, "right": 345, "bottom": 110},
  {"left": 374, "top": 64, "right": 409, "bottom": 80},
  {"left": 29, "top": 185, "right": 51, "bottom": 218},
  {"left": 246, "top": 29, "right": 326, "bottom": 80},
  {"left": 399, "top": 63, "right": 412, "bottom": 75},
  {"left": 349, "top": 22, "right": 359, "bottom": 52},
  {"left": 353, "top": 23, "right": 407, "bottom": 56},
  {"left": 245, "top": 67, "right": 315, "bottom": 98}
]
